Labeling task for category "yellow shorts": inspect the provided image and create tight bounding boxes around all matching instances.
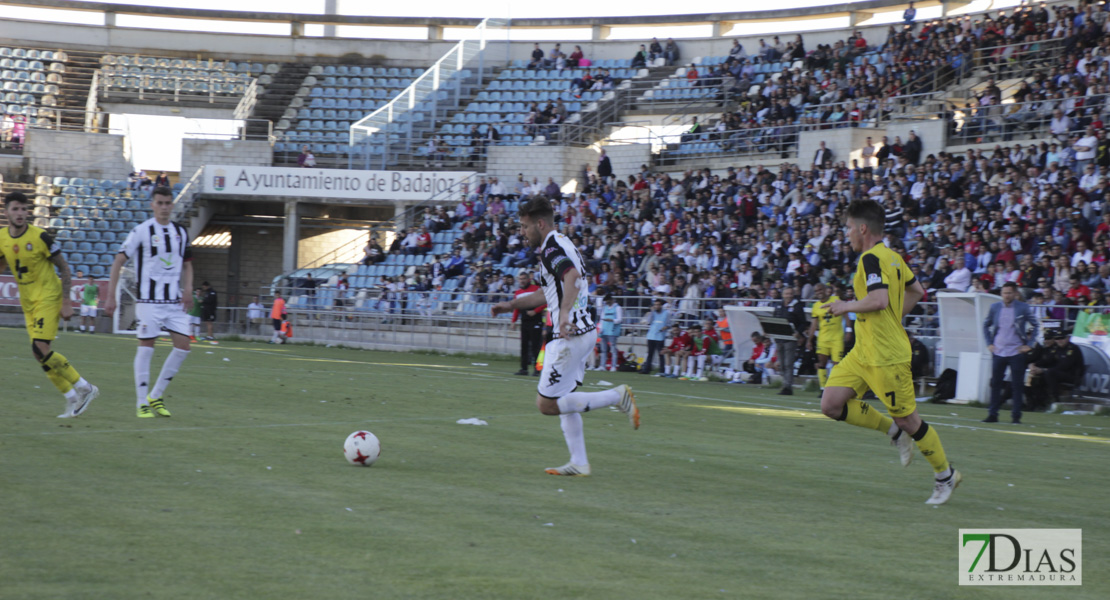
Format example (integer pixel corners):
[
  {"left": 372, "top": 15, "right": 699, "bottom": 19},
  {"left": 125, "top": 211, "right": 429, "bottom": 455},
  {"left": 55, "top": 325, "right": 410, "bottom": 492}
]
[
  {"left": 816, "top": 337, "right": 844, "bottom": 363},
  {"left": 826, "top": 350, "right": 916, "bottom": 418},
  {"left": 23, "top": 298, "right": 61, "bottom": 341}
]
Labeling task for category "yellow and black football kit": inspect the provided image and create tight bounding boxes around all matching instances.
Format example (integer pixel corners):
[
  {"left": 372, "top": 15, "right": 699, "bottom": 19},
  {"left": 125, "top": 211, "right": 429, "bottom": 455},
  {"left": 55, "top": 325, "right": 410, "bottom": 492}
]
[
  {"left": 0, "top": 224, "right": 63, "bottom": 340},
  {"left": 827, "top": 242, "right": 949, "bottom": 475},
  {"left": 811, "top": 294, "right": 845, "bottom": 362},
  {"left": 0, "top": 224, "right": 83, "bottom": 394}
]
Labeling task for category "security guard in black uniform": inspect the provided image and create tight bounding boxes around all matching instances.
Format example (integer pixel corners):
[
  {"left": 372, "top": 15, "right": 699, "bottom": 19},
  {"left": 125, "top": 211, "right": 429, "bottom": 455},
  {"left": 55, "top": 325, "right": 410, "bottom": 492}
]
[{"left": 1026, "top": 330, "right": 1086, "bottom": 409}]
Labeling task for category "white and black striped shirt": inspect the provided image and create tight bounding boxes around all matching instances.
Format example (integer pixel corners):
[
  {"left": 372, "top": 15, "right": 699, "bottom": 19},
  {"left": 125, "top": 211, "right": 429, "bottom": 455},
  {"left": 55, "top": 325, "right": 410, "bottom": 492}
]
[
  {"left": 536, "top": 230, "right": 594, "bottom": 337},
  {"left": 118, "top": 218, "right": 192, "bottom": 304}
]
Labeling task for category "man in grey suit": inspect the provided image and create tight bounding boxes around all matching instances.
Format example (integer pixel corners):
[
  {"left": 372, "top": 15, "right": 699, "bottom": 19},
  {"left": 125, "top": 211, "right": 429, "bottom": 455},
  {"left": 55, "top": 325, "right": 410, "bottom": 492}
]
[{"left": 982, "top": 282, "right": 1040, "bottom": 424}]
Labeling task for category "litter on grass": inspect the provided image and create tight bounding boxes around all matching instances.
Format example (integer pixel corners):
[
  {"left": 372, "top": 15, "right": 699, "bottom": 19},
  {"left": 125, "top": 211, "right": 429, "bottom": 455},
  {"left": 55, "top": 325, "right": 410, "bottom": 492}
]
[{"left": 457, "top": 418, "right": 488, "bottom": 426}]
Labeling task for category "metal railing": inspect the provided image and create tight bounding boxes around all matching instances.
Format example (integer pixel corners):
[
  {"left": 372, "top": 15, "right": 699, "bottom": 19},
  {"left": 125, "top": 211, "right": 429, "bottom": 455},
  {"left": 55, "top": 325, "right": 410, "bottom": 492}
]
[
  {"left": 170, "top": 166, "right": 205, "bottom": 223},
  {"left": 234, "top": 79, "right": 259, "bottom": 121},
  {"left": 98, "top": 72, "right": 253, "bottom": 104},
  {"left": 295, "top": 171, "right": 485, "bottom": 273},
  {"left": 897, "top": 36, "right": 1066, "bottom": 105},
  {"left": 947, "top": 91, "right": 1110, "bottom": 147},
  {"left": 349, "top": 17, "right": 506, "bottom": 169}
]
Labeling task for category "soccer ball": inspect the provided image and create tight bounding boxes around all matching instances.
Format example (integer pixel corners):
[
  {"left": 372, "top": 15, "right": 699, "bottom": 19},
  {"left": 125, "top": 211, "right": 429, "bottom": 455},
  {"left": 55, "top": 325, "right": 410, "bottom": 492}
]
[{"left": 343, "top": 430, "right": 381, "bottom": 466}]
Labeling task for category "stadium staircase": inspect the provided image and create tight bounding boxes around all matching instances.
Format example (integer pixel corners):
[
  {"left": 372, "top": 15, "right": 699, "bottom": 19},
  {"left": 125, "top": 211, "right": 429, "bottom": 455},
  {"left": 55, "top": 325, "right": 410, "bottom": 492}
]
[
  {"left": 56, "top": 50, "right": 103, "bottom": 132},
  {"left": 246, "top": 63, "right": 311, "bottom": 142}
]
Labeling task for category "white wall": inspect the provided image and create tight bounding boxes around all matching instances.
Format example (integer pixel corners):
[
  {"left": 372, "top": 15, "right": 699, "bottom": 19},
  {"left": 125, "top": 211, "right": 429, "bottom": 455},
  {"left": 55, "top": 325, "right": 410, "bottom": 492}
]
[{"left": 24, "top": 129, "right": 131, "bottom": 180}]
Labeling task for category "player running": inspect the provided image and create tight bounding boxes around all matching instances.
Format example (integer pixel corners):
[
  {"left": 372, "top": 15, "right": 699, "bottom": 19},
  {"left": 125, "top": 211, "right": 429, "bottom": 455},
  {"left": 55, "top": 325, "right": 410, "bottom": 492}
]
[
  {"left": 492, "top": 196, "right": 638, "bottom": 477},
  {"left": 0, "top": 192, "right": 99, "bottom": 417},
  {"left": 820, "top": 200, "right": 960, "bottom": 505},
  {"left": 806, "top": 283, "right": 845, "bottom": 394}
]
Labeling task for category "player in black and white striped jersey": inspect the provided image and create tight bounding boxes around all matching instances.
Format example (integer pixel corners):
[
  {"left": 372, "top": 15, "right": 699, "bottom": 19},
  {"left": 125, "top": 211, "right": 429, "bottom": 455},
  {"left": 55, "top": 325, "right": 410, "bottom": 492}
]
[
  {"left": 103, "top": 186, "right": 193, "bottom": 419},
  {"left": 492, "top": 196, "right": 639, "bottom": 477}
]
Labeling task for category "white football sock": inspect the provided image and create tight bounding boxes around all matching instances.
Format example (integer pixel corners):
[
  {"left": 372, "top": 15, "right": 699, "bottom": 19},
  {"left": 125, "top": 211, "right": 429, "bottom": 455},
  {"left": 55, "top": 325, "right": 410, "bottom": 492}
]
[
  {"left": 134, "top": 346, "right": 154, "bottom": 406},
  {"left": 888, "top": 423, "right": 901, "bottom": 438},
  {"left": 696, "top": 355, "right": 706, "bottom": 378},
  {"left": 89, "top": 326, "right": 95, "bottom": 333},
  {"left": 559, "top": 413, "right": 588, "bottom": 466},
  {"left": 79, "top": 325, "right": 85, "bottom": 332},
  {"left": 557, "top": 388, "right": 620, "bottom": 413},
  {"left": 63, "top": 388, "right": 79, "bottom": 401},
  {"left": 271, "top": 330, "right": 280, "bottom": 343},
  {"left": 150, "top": 348, "right": 190, "bottom": 399},
  {"left": 76, "top": 377, "right": 90, "bottom": 391}
]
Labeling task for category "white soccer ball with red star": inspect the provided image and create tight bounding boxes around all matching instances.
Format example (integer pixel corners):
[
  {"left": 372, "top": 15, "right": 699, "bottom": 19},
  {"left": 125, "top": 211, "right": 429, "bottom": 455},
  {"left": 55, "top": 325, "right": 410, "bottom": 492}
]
[{"left": 343, "top": 430, "right": 381, "bottom": 466}]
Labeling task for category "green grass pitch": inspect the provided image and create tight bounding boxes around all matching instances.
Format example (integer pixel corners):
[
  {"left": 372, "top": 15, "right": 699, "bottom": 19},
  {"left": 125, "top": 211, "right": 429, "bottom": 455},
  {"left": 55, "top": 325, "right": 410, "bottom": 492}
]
[{"left": 1, "top": 327, "right": 1107, "bottom": 599}]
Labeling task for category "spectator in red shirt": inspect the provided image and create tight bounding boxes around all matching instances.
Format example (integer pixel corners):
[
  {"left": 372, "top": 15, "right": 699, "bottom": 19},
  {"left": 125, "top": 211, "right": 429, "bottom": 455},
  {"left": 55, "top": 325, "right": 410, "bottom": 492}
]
[
  {"left": 1066, "top": 275, "right": 1091, "bottom": 303},
  {"left": 416, "top": 227, "right": 433, "bottom": 254},
  {"left": 660, "top": 325, "right": 692, "bottom": 378}
]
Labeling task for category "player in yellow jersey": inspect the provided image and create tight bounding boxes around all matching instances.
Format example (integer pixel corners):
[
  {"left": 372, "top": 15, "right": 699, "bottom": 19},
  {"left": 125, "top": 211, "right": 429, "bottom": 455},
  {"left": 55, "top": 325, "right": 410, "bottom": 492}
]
[
  {"left": 806, "top": 282, "right": 845, "bottom": 393},
  {"left": 819, "top": 200, "right": 960, "bottom": 505},
  {"left": 0, "top": 192, "right": 99, "bottom": 418}
]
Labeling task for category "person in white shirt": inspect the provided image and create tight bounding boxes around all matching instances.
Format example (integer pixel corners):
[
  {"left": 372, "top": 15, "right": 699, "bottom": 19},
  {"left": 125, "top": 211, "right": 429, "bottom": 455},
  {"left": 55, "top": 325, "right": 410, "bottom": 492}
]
[
  {"left": 1049, "top": 110, "right": 1072, "bottom": 142},
  {"left": 1071, "top": 241, "right": 1094, "bottom": 267},
  {"left": 1074, "top": 127, "right": 1099, "bottom": 171},
  {"left": 246, "top": 296, "right": 265, "bottom": 335},
  {"left": 1079, "top": 164, "right": 1101, "bottom": 191},
  {"left": 944, "top": 257, "right": 972, "bottom": 292},
  {"left": 736, "top": 264, "right": 754, "bottom": 288}
]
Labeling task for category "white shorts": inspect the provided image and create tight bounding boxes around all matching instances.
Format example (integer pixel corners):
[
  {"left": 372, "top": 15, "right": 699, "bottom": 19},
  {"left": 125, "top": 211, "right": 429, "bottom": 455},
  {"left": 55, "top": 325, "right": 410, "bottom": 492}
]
[
  {"left": 538, "top": 329, "right": 597, "bottom": 399},
  {"left": 135, "top": 302, "right": 192, "bottom": 339},
  {"left": 189, "top": 315, "right": 201, "bottom": 326},
  {"left": 80, "top": 305, "right": 98, "bottom": 317}
]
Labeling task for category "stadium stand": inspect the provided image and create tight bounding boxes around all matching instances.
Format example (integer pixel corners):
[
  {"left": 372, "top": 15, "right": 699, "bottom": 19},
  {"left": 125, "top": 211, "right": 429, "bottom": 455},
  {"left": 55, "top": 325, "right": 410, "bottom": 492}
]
[
  {"left": 30, "top": 175, "right": 152, "bottom": 278},
  {"left": 1, "top": 46, "right": 66, "bottom": 139}
]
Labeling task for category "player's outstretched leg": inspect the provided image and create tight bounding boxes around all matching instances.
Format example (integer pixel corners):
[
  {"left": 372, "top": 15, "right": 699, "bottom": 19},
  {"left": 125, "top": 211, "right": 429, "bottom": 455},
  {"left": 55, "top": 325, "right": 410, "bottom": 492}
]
[{"left": 615, "top": 384, "right": 639, "bottom": 429}]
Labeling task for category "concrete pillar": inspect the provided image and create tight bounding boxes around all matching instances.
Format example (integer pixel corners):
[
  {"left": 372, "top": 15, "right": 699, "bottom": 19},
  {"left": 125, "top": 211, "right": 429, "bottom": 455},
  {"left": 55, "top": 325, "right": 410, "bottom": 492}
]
[
  {"left": 428, "top": 25, "right": 443, "bottom": 40},
  {"left": 393, "top": 203, "right": 408, "bottom": 232},
  {"left": 283, "top": 200, "right": 300, "bottom": 273},
  {"left": 291, "top": 20, "right": 304, "bottom": 38},
  {"left": 323, "top": 0, "right": 338, "bottom": 38},
  {"left": 711, "top": 21, "right": 723, "bottom": 38},
  {"left": 592, "top": 25, "right": 610, "bottom": 41},
  {"left": 105, "top": 11, "right": 116, "bottom": 27},
  {"left": 228, "top": 225, "right": 243, "bottom": 306}
]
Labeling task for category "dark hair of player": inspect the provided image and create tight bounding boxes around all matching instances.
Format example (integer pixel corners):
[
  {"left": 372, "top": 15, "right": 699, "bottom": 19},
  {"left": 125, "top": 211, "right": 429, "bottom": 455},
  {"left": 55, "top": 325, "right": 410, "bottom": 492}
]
[
  {"left": 844, "top": 199, "right": 886, "bottom": 233},
  {"left": 3, "top": 191, "right": 29, "bottom": 206},
  {"left": 518, "top": 196, "right": 555, "bottom": 222}
]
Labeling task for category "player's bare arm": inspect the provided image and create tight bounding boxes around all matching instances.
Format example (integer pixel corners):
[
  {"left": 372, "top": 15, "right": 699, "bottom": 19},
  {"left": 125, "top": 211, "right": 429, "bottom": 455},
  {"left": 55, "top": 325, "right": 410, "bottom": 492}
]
[
  {"left": 492, "top": 289, "right": 545, "bottom": 316},
  {"left": 822, "top": 287, "right": 889, "bottom": 317},
  {"left": 102, "top": 253, "right": 128, "bottom": 314},
  {"left": 50, "top": 252, "right": 74, "bottom": 320},
  {"left": 902, "top": 279, "right": 925, "bottom": 319},
  {"left": 557, "top": 267, "right": 581, "bottom": 338},
  {"left": 0, "top": 255, "right": 6, "bottom": 275},
  {"left": 181, "top": 260, "right": 194, "bottom": 312}
]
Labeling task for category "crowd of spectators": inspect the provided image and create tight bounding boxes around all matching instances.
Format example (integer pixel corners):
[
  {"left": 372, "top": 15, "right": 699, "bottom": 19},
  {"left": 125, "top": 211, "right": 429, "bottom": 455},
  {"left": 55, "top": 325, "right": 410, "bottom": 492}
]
[
  {"left": 367, "top": 116, "right": 1110, "bottom": 333},
  {"left": 345, "top": 1, "right": 1110, "bottom": 334},
  {"left": 686, "top": 1, "right": 1108, "bottom": 151}
]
